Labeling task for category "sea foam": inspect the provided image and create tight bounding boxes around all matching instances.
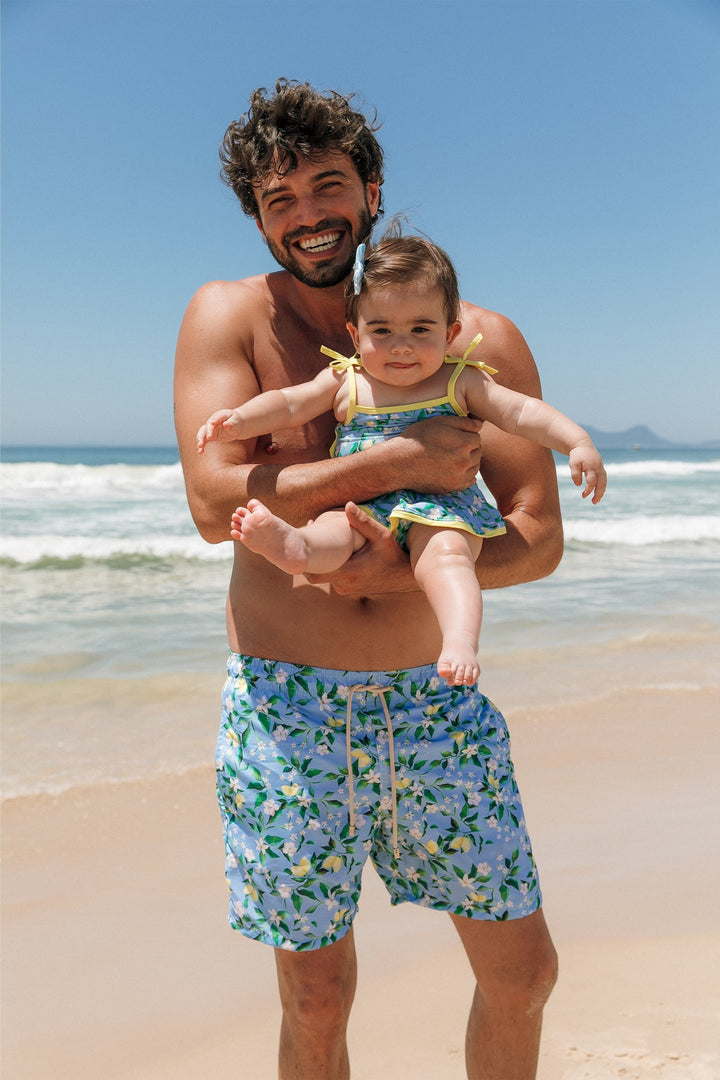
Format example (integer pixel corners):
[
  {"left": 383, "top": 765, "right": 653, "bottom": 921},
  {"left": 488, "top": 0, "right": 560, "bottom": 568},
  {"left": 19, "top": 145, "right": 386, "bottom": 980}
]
[{"left": 0, "top": 461, "right": 185, "bottom": 499}]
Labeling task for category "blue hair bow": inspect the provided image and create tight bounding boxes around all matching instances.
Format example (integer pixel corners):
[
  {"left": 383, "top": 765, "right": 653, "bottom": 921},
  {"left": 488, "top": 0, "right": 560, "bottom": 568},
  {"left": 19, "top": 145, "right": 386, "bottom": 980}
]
[{"left": 352, "top": 243, "right": 366, "bottom": 295}]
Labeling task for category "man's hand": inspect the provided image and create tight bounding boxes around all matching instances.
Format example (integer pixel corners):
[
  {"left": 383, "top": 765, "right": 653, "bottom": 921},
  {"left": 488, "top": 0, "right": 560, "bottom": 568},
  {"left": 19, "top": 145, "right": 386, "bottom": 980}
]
[
  {"left": 394, "top": 416, "right": 484, "bottom": 494},
  {"left": 304, "top": 503, "right": 417, "bottom": 597}
]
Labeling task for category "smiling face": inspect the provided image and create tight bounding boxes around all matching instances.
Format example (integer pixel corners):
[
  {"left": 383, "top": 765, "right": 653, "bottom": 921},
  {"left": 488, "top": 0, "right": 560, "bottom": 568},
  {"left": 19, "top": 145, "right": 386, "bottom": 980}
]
[
  {"left": 254, "top": 153, "right": 380, "bottom": 289},
  {"left": 347, "top": 284, "right": 461, "bottom": 388}
]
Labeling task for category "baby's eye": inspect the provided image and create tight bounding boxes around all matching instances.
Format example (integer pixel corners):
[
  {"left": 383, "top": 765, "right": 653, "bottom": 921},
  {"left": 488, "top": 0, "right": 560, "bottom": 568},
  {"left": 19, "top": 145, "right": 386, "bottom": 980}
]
[
  {"left": 372, "top": 327, "right": 391, "bottom": 336},
  {"left": 412, "top": 326, "right": 431, "bottom": 334}
]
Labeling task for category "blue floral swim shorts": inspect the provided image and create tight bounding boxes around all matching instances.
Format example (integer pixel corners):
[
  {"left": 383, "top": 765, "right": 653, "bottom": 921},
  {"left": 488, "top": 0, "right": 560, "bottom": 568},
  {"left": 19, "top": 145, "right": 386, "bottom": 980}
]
[{"left": 216, "top": 653, "right": 542, "bottom": 951}]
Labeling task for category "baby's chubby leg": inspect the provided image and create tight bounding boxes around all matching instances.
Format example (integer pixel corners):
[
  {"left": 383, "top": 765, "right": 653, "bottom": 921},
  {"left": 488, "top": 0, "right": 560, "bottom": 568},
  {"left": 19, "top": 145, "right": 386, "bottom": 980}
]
[
  {"left": 231, "top": 500, "right": 366, "bottom": 575},
  {"left": 407, "top": 524, "right": 484, "bottom": 686}
]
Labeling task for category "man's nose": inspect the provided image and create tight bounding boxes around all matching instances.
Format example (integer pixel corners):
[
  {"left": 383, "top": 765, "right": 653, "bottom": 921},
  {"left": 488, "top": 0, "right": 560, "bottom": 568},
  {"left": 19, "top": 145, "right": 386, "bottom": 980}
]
[{"left": 292, "top": 193, "right": 327, "bottom": 228}]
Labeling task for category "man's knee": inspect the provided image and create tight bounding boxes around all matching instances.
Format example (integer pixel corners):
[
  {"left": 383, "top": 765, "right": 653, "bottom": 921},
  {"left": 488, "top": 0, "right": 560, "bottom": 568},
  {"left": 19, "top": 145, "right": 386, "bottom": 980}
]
[
  {"left": 280, "top": 972, "right": 355, "bottom": 1038},
  {"left": 275, "top": 942, "right": 357, "bottom": 1037},
  {"left": 481, "top": 938, "right": 558, "bottom": 1016},
  {"left": 523, "top": 941, "right": 558, "bottom": 1015}
]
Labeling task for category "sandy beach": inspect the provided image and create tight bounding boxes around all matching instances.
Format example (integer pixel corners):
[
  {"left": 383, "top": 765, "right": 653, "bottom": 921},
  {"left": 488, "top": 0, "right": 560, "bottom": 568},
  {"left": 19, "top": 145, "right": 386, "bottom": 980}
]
[{"left": 3, "top": 674, "right": 718, "bottom": 1080}]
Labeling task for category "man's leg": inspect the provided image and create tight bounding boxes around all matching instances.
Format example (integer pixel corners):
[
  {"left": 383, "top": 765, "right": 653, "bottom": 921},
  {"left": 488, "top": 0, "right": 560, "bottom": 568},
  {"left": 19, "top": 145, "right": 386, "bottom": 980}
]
[
  {"left": 451, "top": 908, "right": 558, "bottom": 1080},
  {"left": 275, "top": 929, "right": 358, "bottom": 1080}
]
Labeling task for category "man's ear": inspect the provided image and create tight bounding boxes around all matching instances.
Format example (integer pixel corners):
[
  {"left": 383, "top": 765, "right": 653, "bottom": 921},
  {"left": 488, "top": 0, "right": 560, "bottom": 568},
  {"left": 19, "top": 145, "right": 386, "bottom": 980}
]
[
  {"left": 446, "top": 321, "right": 462, "bottom": 347},
  {"left": 254, "top": 216, "right": 266, "bottom": 239},
  {"left": 365, "top": 177, "right": 381, "bottom": 219}
]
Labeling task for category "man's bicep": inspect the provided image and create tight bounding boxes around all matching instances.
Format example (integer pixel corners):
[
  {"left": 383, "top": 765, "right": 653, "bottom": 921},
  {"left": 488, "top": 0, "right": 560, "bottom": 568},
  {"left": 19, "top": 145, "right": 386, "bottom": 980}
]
[
  {"left": 480, "top": 425, "right": 557, "bottom": 518},
  {"left": 174, "top": 283, "right": 263, "bottom": 537},
  {"left": 478, "top": 423, "right": 563, "bottom": 589},
  {"left": 174, "top": 284, "right": 262, "bottom": 455}
]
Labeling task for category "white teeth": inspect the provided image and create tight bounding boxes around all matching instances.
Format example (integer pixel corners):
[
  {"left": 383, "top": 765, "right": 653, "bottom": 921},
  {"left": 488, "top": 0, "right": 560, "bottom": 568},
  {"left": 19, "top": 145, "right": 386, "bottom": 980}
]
[{"left": 299, "top": 232, "right": 341, "bottom": 252}]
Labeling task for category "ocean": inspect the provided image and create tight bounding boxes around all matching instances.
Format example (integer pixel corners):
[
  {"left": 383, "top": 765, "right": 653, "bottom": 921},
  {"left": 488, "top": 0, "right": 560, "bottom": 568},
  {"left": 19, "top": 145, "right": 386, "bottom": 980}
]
[{"left": 2, "top": 446, "right": 719, "bottom": 797}]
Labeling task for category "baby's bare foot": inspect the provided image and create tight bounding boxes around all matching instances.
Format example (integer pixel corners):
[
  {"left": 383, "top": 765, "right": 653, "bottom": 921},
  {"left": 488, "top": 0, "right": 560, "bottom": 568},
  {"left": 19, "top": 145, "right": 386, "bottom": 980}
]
[
  {"left": 230, "top": 500, "right": 309, "bottom": 574},
  {"left": 438, "top": 634, "right": 481, "bottom": 687}
]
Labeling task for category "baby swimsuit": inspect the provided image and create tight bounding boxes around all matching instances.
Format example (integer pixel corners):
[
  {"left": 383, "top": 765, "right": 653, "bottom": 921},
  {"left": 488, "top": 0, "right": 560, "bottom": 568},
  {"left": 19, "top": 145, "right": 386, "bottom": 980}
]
[{"left": 321, "top": 335, "right": 507, "bottom": 549}]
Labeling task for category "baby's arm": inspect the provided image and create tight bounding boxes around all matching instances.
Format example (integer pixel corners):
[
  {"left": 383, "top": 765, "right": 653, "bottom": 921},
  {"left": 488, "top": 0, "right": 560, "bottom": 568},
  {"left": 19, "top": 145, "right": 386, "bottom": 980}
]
[
  {"left": 197, "top": 367, "right": 340, "bottom": 452},
  {"left": 464, "top": 374, "right": 607, "bottom": 503}
]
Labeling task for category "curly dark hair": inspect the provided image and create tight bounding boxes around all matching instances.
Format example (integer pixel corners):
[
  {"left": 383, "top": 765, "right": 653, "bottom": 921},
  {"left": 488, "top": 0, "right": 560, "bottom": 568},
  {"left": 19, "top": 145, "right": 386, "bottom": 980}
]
[{"left": 220, "top": 78, "right": 385, "bottom": 218}]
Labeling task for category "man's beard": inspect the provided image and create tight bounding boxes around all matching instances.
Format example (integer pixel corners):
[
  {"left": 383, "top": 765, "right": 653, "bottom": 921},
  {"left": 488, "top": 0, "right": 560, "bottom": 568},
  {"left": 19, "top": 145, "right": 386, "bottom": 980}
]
[{"left": 265, "top": 205, "right": 374, "bottom": 289}]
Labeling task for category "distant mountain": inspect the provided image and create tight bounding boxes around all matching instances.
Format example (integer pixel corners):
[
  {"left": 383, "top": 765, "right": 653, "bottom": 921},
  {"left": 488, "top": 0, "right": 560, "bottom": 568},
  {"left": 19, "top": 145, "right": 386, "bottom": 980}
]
[{"left": 582, "top": 424, "right": 719, "bottom": 451}]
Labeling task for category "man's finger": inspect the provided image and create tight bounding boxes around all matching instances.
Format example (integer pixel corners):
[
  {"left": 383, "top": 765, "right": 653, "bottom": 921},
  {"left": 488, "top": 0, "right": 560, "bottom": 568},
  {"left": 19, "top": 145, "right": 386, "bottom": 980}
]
[{"left": 344, "top": 502, "right": 391, "bottom": 541}]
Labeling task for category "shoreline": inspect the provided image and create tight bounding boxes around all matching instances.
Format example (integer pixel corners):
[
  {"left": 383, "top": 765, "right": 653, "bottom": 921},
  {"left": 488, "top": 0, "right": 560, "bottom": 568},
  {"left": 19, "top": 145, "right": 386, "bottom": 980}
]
[
  {"left": 3, "top": 623, "right": 719, "bottom": 799},
  {"left": 3, "top": 684, "right": 718, "bottom": 1079}
]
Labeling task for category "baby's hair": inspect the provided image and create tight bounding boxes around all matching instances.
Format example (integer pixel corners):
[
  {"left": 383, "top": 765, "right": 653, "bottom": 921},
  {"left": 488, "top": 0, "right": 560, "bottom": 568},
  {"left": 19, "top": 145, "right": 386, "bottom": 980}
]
[{"left": 345, "top": 224, "right": 460, "bottom": 326}]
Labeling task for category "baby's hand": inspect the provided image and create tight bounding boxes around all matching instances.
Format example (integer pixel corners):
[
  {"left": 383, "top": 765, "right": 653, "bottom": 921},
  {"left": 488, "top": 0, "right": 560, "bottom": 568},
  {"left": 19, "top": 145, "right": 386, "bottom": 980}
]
[
  {"left": 569, "top": 443, "right": 607, "bottom": 504},
  {"left": 196, "top": 410, "right": 241, "bottom": 453}
]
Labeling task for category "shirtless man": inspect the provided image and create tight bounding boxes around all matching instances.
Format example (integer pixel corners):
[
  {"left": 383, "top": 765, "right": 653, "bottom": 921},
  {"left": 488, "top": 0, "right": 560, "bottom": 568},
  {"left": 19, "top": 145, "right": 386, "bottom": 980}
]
[{"left": 174, "top": 79, "right": 562, "bottom": 1080}]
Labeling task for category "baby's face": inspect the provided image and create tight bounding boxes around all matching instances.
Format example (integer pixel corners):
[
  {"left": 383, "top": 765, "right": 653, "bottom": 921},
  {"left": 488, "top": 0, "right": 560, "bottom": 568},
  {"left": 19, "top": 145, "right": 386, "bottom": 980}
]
[{"left": 347, "top": 285, "right": 460, "bottom": 389}]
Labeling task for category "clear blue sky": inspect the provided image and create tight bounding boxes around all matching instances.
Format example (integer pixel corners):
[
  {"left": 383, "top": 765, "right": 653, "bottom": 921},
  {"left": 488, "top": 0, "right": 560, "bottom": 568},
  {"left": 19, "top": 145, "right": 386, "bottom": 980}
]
[{"left": 2, "top": 0, "right": 717, "bottom": 446}]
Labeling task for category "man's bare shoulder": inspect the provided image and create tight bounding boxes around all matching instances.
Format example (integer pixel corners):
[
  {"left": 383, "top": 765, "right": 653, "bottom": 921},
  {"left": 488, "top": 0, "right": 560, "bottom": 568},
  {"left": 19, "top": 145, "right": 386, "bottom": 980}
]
[
  {"left": 181, "top": 271, "right": 297, "bottom": 353},
  {"left": 458, "top": 299, "right": 540, "bottom": 396},
  {"left": 458, "top": 300, "right": 527, "bottom": 346},
  {"left": 188, "top": 272, "right": 274, "bottom": 313}
]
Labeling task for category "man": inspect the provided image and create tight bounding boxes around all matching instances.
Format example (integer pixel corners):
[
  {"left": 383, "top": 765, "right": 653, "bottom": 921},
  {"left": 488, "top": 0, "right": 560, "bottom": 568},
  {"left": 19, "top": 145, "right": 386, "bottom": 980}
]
[{"left": 175, "top": 79, "right": 562, "bottom": 1080}]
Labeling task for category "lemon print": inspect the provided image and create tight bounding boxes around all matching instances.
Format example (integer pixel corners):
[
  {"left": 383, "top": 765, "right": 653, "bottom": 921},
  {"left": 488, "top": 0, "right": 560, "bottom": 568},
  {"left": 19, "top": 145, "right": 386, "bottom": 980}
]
[
  {"left": 322, "top": 855, "right": 342, "bottom": 872},
  {"left": 425, "top": 840, "right": 439, "bottom": 855},
  {"left": 449, "top": 836, "right": 471, "bottom": 853},
  {"left": 291, "top": 857, "right": 312, "bottom": 878},
  {"left": 281, "top": 783, "right": 300, "bottom": 797}
]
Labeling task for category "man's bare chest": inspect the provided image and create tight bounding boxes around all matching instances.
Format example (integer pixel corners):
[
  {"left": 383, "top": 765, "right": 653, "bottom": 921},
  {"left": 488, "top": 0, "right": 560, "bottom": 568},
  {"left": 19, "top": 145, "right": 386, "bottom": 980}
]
[{"left": 250, "top": 336, "right": 338, "bottom": 462}]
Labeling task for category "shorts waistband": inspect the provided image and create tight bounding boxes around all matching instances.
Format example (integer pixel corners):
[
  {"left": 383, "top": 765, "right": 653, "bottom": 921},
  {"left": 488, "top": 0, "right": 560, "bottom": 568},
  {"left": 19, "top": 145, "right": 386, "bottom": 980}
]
[{"left": 226, "top": 651, "right": 441, "bottom": 690}]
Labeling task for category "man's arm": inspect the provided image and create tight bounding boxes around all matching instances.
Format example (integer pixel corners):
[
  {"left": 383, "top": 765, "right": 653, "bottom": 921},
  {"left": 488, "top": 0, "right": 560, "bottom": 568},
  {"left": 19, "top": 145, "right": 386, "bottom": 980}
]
[
  {"left": 465, "top": 306, "right": 564, "bottom": 589},
  {"left": 174, "top": 279, "right": 487, "bottom": 543}
]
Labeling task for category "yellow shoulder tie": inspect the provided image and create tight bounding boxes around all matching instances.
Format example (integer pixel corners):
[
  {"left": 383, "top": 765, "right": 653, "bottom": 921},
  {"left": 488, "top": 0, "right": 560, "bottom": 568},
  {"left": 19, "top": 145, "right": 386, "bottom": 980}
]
[
  {"left": 445, "top": 333, "right": 499, "bottom": 415},
  {"left": 444, "top": 332, "right": 499, "bottom": 376},
  {"left": 320, "top": 345, "right": 360, "bottom": 421},
  {"left": 320, "top": 345, "right": 362, "bottom": 371}
]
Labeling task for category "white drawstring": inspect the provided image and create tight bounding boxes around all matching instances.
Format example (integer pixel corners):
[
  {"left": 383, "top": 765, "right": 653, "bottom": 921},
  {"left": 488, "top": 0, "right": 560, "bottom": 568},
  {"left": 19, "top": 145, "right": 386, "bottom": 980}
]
[{"left": 345, "top": 683, "right": 400, "bottom": 858}]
